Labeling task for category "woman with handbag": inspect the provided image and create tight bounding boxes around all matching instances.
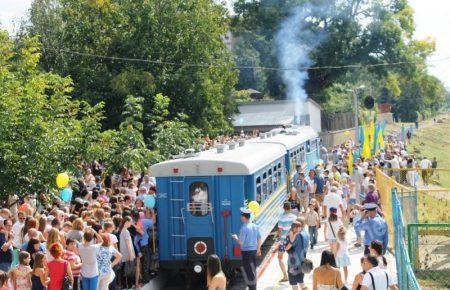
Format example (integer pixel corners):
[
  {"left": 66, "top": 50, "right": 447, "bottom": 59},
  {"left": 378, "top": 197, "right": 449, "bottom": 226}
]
[
  {"left": 324, "top": 208, "right": 343, "bottom": 256},
  {"left": 119, "top": 216, "right": 136, "bottom": 290},
  {"left": 285, "top": 217, "right": 310, "bottom": 290},
  {"left": 312, "top": 250, "right": 345, "bottom": 290},
  {"left": 47, "top": 243, "right": 73, "bottom": 290}
]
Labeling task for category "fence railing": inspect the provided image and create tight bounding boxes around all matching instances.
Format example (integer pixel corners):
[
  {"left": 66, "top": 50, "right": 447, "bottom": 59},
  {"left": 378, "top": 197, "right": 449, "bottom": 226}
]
[{"left": 392, "top": 188, "right": 421, "bottom": 290}]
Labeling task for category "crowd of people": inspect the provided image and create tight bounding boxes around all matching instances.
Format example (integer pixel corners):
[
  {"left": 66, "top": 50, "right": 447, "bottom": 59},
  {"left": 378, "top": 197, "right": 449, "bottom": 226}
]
[
  {"left": 0, "top": 163, "right": 158, "bottom": 290},
  {"left": 231, "top": 134, "right": 414, "bottom": 290},
  {"left": 0, "top": 129, "right": 427, "bottom": 290}
]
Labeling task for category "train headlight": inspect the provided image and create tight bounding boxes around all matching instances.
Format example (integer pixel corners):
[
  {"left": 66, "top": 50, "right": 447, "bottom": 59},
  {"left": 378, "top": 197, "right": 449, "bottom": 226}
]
[{"left": 193, "top": 264, "right": 203, "bottom": 274}]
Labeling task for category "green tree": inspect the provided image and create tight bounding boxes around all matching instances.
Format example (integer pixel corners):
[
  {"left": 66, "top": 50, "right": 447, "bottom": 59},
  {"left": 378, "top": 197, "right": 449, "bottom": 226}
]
[
  {"left": 0, "top": 31, "right": 105, "bottom": 198},
  {"left": 27, "top": 0, "right": 238, "bottom": 136},
  {"left": 232, "top": 0, "right": 447, "bottom": 116},
  {"left": 102, "top": 95, "right": 157, "bottom": 174}
]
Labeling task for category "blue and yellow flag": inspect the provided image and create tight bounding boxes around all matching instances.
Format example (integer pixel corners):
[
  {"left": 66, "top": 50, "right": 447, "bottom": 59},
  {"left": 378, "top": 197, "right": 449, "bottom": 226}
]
[
  {"left": 348, "top": 149, "right": 354, "bottom": 175},
  {"left": 361, "top": 124, "right": 372, "bottom": 159}
]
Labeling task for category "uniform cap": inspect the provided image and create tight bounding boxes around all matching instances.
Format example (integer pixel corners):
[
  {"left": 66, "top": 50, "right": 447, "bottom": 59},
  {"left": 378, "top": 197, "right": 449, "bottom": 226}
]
[
  {"left": 240, "top": 207, "right": 251, "bottom": 214},
  {"left": 363, "top": 203, "right": 378, "bottom": 211}
]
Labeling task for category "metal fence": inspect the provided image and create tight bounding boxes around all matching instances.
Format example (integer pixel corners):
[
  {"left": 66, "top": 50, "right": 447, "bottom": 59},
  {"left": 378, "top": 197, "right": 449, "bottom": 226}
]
[
  {"left": 377, "top": 167, "right": 450, "bottom": 289},
  {"left": 407, "top": 223, "right": 450, "bottom": 290},
  {"left": 392, "top": 188, "right": 421, "bottom": 290}
]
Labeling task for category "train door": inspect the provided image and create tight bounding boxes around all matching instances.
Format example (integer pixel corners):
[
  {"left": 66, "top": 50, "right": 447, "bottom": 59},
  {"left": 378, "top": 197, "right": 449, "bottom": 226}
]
[{"left": 184, "top": 177, "right": 215, "bottom": 262}]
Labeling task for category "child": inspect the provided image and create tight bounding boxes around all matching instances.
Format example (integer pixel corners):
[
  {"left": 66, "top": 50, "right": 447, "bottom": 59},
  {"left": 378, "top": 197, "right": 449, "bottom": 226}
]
[
  {"left": 370, "top": 240, "right": 387, "bottom": 269},
  {"left": 9, "top": 251, "right": 32, "bottom": 290},
  {"left": 304, "top": 202, "right": 320, "bottom": 249},
  {"left": 336, "top": 227, "right": 351, "bottom": 284},
  {"left": 64, "top": 238, "right": 82, "bottom": 290},
  {"left": 32, "top": 252, "right": 49, "bottom": 290},
  {"left": 350, "top": 205, "right": 363, "bottom": 247}
]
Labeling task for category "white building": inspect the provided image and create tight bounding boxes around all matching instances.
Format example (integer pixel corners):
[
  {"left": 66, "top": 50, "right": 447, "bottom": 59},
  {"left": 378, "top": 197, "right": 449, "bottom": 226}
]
[{"left": 233, "top": 99, "right": 322, "bottom": 133}]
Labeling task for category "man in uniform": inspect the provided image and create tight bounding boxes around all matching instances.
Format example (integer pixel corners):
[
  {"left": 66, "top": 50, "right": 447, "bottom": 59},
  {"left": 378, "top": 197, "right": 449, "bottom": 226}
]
[
  {"left": 232, "top": 208, "right": 261, "bottom": 290},
  {"left": 354, "top": 203, "right": 388, "bottom": 255}
]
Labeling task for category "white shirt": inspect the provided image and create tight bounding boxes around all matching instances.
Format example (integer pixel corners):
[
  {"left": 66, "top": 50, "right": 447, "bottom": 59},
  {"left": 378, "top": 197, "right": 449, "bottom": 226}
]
[
  {"left": 323, "top": 192, "right": 344, "bottom": 217},
  {"left": 78, "top": 243, "right": 101, "bottom": 278},
  {"left": 362, "top": 266, "right": 396, "bottom": 290},
  {"left": 420, "top": 159, "right": 432, "bottom": 169},
  {"left": 12, "top": 221, "right": 24, "bottom": 248},
  {"left": 109, "top": 233, "right": 118, "bottom": 247}
]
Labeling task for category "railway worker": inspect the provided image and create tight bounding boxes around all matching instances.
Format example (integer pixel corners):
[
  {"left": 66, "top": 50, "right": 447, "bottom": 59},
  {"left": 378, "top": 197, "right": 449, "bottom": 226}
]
[
  {"left": 232, "top": 208, "right": 261, "bottom": 290},
  {"left": 354, "top": 203, "right": 388, "bottom": 255},
  {"left": 277, "top": 202, "right": 298, "bottom": 282}
]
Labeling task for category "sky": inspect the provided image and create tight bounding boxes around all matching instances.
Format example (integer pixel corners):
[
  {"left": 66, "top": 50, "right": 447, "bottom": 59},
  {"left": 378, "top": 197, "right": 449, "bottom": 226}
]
[{"left": 1, "top": 0, "right": 450, "bottom": 86}]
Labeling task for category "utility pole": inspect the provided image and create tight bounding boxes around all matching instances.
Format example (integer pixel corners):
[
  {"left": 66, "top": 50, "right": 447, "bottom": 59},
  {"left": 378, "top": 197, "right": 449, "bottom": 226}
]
[{"left": 347, "top": 86, "right": 365, "bottom": 147}]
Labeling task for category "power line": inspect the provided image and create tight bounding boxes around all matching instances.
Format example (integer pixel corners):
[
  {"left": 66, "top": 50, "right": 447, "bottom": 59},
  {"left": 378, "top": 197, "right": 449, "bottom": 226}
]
[{"left": 44, "top": 47, "right": 450, "bottom": 72}]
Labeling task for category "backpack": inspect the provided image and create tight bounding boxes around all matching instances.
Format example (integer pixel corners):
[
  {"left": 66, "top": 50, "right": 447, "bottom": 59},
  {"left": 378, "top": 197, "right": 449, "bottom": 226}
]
[{"left": 315, "top": 176, "right": 324, "bottom": 194}]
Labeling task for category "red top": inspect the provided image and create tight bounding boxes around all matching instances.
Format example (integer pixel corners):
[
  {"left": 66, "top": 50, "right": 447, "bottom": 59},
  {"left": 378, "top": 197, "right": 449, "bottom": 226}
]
[{"left": 48, "top": 260, "right": 67, "bottom": 290}]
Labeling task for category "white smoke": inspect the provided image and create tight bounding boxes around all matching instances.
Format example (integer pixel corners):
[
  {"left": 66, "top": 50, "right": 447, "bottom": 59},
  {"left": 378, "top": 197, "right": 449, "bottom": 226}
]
[{"left": 276, "top": 4, "right": 324, "bottom": 120}]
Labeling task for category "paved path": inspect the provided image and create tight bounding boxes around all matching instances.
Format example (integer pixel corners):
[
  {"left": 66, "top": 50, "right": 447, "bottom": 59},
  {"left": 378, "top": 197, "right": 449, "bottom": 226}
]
[{"left": 257, "top": 224, "right": 397, "bottom": 290}]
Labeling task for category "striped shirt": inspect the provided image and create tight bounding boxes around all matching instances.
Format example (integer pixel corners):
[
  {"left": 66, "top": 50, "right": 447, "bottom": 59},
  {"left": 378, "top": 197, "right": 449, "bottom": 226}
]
[{"left": 278, "top": 212, "right": 297, "bottom": 242}]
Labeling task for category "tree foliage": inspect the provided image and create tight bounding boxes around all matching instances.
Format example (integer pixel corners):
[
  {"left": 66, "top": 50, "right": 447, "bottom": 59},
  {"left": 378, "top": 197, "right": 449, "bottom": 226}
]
[
  {"left": 27, "top": 0, "right": 237, "bottom": 136},
  {"left": 231, "top": 0, "right": 447, "bottom": 120},
  {"left": 0, "top": 31, "right": 106, "bottom": 197}
]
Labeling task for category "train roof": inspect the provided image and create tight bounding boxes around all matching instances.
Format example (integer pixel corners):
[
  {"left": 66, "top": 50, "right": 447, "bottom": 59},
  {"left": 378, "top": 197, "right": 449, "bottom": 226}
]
[
  {"left": 150, "top": 126, "right": 318, "bottom": 177},
  {"left": 252, "top": 126, "right": 318, "bottom": 150},
  {"left": 150, "top": 142, "right": 286, "bottom": 177}
]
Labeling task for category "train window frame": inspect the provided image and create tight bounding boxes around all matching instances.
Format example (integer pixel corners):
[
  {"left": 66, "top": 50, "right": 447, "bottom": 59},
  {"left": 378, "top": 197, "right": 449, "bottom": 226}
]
[
  {"left": 189, "top": 182, "right": 209, "bottom": 217},
  {"left": 256, "top": 176, "right": 262, "bottom": 203}
]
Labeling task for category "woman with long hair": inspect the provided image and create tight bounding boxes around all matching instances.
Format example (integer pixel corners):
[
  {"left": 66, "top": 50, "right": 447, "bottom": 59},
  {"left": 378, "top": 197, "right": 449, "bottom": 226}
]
[
  {"left": 31, "top": 252, "right": 48, "bottom": 290},
  {"left": 119, "top": 216, "right": 136, "bottom": 290},
  {"left": 45, "top": 228, "right": 61, "bottom": 262},
  {"left": 312, "top": 250, "right": 344, "bottom": 290},
  {"left": 206, "top": 254, "right": 226, "bottom": 290},
  {"left": 324, "top": 208, "right": 343, "bottom": 256}
]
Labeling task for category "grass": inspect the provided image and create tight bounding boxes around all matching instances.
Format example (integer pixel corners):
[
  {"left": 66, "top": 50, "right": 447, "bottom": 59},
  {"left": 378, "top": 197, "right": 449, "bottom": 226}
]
[
  {"left": 418, "top": 192, "right": 450, "bottom": 223},
  {"left": 402, "top": 114, "right": 450, "bottom": 289},
  {"left": 416, "top": 270, "right": 450, "bottom": 290},
  {"left": 408, "top": 114, "right": 450, "bottom": 188}
]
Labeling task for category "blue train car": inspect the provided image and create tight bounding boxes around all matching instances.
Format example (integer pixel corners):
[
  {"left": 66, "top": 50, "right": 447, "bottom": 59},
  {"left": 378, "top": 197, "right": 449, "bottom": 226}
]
[{"left": 150, "top": 126, "right": 320, "bottom": 275}]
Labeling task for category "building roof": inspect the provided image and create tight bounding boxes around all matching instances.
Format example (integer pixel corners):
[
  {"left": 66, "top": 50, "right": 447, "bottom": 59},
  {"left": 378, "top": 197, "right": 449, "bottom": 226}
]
[{"left": 233, "top": 99, "right": 321, "bottom": 127}]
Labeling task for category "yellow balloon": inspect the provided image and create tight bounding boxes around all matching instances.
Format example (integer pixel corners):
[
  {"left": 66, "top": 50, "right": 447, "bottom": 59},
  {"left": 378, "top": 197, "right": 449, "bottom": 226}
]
[
  {"left": 248, "top": 201, "right": 260, "bottom": 214},
  {"left": 344, "top": 130, "right": 350, "bottom": 136},
  {"left": 56, "top": 173, "right": 70, "bottom": 188}
]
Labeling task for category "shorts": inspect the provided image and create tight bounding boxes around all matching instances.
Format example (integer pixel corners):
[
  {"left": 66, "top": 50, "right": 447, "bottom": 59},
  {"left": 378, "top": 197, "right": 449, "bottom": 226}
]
[
  {"left": 288, "top": 266, "right": 304, "bottom": 285},
  {"left": 278, "top": 243, "right": 286, "bottom": 253},
  {"left": 349, "top": 198, "right": 356, "bottom": 205}
]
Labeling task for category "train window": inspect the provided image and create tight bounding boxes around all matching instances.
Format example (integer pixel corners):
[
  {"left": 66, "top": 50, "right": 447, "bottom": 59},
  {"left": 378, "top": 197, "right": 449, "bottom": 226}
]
[
  {"left": 189, "top": 182, "right": 209, "bottom": 216},
  {"left": 256, "top": 176, "right": 261, "bottom": 203},
  {"left": 261, "top": 172, "right": 268, "bottom": 202}
]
